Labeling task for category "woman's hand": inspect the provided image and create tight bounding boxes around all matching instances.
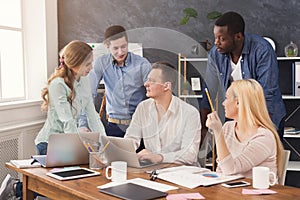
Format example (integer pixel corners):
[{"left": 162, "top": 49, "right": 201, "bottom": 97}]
[
  {"left": 137, "top": 149, "right": 163, "bottom": 164},
  {"left": 205, "top": 111, "right": 223, "bottom": 136}
]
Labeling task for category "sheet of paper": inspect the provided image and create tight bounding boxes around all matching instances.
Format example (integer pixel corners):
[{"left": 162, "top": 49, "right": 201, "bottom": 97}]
[
  {"left": 97, "top": 178, "right": 178, "bottom": 192},
  {"left": 156, "top": 165, "right": 210, "bottom": 174},
  {"left": 242, "top": 189, "right": 277, "bottom": 195},
  {"left": 158, "top": 170, "right": 243, "bottom": 189},
  {"left": 167, "top": 193, "right": 205, "bottom": 200}
]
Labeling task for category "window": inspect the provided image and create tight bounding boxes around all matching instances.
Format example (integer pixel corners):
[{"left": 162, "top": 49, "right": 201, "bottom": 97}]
[
  {"left": 0, "top": 0, "right": 58, "bottom": 104},
  {"left": 0, "top": 0, "right": 25, "bottom": 101}
]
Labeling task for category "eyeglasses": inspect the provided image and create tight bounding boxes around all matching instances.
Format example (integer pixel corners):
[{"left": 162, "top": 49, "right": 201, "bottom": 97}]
[{"left": 145, "top": 78, "right": 164, "bottom": 85}]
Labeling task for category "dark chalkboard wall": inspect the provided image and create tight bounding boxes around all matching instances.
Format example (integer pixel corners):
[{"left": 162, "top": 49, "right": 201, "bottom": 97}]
[
  {"left": 58, "top": 0, "right": 300, "bottom": 57},
  {"left": 57, "top": 0, "right": 300, "bottom": 126},
  {"left": 58, "top": 1, "right": 300, "bottom": 177}
]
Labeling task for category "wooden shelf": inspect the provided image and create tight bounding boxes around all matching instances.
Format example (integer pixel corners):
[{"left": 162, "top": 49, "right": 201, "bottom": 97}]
[
  {"left": 277, "top": 57, "right": 300, "bottom": 60},
  {"left": 179, "top": 58, "right": 208, "bottom": 62},
  {"left": 179, "top": 94, "right": 202, "bottom": 98},
  {"left": 282, "top": 95, "right": 300, "bottom": 100},
  {"left": 287, "top": 161, "right": 300, "bottom": 171},
  {"left": 284, "top": 134, "right": 300, "bottom": 138}
]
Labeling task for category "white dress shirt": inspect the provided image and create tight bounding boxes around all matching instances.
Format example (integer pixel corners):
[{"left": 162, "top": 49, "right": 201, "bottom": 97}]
[{"left": 125, "top": 95, "right": 201, "bottom": 165}]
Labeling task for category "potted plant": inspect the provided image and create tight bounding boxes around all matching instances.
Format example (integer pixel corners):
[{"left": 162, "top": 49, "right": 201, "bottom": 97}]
[{"left": 180, "top": 9, "right": 222, "bottom": 51}]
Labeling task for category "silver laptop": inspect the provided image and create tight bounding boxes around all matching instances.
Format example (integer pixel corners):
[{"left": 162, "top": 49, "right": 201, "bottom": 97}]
[
  {"left": 32, "top": 132, "right": 99, "bottom": 167},
  {"left": 100, "top": 136, "right": 155, "bottom": 168}
]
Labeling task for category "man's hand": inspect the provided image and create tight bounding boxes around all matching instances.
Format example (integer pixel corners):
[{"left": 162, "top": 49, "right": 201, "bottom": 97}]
[
  {"left": 137, "top": 149, "right": 163, "bottom": 164},
  {"left": 78, "top": 127, "right": 91, "bottom": 132}
]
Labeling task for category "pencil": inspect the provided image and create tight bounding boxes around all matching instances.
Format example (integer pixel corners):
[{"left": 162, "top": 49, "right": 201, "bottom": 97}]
[
  {"left": 205, "top": 88, "right": 215, "bottom": 112},
  {"left": 83, "top": 142, "right": 90, "bottom": 152},
  {"left": 100, "top": 141, "right": 110, "bottom": 154}
]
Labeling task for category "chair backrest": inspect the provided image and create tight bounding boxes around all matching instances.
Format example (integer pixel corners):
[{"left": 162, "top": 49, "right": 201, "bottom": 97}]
[
  {"left": 196, "top": 131, "right": 211, "bottom": 168},
  {"left": 278, "top": 150, "right": 290, "bottom": 185}
]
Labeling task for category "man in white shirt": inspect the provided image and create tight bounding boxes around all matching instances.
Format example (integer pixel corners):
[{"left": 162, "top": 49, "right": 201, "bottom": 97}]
[{"left": 125, "top": 62, "right": 201, "bottom": 165}]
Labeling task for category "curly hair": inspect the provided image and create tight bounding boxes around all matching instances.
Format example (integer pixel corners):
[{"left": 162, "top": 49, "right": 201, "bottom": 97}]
[{"left": 41, "top": 40, "right": 92, "bottom": 111}]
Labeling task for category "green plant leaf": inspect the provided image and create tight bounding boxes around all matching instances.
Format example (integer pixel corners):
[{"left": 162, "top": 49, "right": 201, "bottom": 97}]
[
  {"left": 206, "top": 11, "right": 222, "bottom": 20},
  {"left": 180, "top": 15, "right": 190, "bottom": 25},
  {"left": 183, "top": 8, "right": 198, "bottom": 18}
]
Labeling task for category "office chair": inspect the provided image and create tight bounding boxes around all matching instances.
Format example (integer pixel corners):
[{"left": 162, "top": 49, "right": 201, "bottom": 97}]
[{"left": 278, "top": 150, "right": 291, "bottom": 185}]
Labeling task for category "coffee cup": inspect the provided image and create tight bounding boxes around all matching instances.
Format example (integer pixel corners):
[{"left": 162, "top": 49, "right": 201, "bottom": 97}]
[
  {"left": 252, "top": 166, "right": 277, "bottom": 189},
  {"left": 105, "top": 161, "right": 127, "bottom": 182}
]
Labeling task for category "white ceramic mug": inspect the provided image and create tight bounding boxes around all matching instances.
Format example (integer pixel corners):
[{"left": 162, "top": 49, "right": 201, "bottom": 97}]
[
  {"left": 105, "top": 161, "right": 127, "bottom": 182},
  {"left": 252, "top": 166, "right": 277, "bottom": 189}
]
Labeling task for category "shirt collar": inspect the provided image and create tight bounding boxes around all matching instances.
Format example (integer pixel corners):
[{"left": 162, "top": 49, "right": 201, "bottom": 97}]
[
  {"left": 150, "top": 95, "right": 177, "bottom": 115},
  {"left": 241, "top": 33, "right": 250, "bottom": 55},
  {"left": 110, "top": 52, "right": 131, "bottom": 66}
]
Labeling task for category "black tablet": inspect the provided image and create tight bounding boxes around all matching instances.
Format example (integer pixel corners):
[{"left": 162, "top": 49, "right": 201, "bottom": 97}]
[
  {"left": 100, "top": 182, "right": 168, "bottom": 200},
  {"left": 46, "top": 167, "right": 100, "bottom": 180}
]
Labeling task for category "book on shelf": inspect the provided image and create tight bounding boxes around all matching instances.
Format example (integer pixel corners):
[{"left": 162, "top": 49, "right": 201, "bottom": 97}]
[{"left": 10, "top": 159, "right": 41, "bottom": 168}]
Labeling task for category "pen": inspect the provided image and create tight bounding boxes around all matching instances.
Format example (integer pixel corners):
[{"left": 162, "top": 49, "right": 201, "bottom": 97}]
[
  {"left": 87, "top": 143, "right": 95, "bottom": 152},
  {"left": 31, "top": 159, "right": 38, "bottom": 165},
  {"left": 205, "top": 88, "right": 215, "bottom": 112}
]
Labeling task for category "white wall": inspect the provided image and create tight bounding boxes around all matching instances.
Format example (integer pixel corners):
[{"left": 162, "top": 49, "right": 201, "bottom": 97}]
[{"left": 0, "top": 0, "right": 57, "bottom": 181}]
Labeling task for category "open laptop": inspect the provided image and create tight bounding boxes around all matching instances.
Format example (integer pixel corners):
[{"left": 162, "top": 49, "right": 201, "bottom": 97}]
[
  {"left": 32, "top": 132, "right": 99, "bottom": 167},
  {"left": 100, "top": 136, "right": 155, "bottom": 168}
]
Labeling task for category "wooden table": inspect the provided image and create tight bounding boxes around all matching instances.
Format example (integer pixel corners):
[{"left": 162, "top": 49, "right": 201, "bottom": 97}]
[{"left": 5, "top": 163, "right": 300, "bottom": 200}]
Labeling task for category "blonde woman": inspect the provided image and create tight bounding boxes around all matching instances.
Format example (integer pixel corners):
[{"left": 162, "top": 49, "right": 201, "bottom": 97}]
[
  {"left": 206, "top": 79, "right": 283, "bottom": 179},
  {"left": 35, "top": 40, "right": 105, "bottom": 155}
]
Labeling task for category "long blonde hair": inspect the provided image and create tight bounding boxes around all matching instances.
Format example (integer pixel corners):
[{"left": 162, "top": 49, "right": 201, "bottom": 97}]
[
  {"left": 230, "top": 79, "right": 284, "bottom": 179},
  {"left": 41, "top": 40, "right": 92, "bottom": 111}
]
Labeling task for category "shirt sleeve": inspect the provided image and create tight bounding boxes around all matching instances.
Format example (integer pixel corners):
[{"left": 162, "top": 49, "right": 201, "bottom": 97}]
[
  {"left": 81, "top": 77, "right": 106, "bottom": 136},
  {"left": 78, "top": 57, "right": 104, "bottom": 128},
  {"left": 217, "top": 127, "right": 276, "bottom": 175},
  {"left": 140, "top": 58, "right": 152, "bottom": 83},
  {"left": 48, "top": 80, "right": 77, "bottom": 133},
  {"left": 252, "top": 46, "right": 278, "bottom": 116},
  {"left": 124, "top": 104, "right": 143, "bottom": 149}
]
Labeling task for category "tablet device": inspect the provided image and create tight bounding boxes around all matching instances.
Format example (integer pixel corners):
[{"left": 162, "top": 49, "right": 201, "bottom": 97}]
[
  {"left": 46, "top": 167, "right": 100, "bottom": 181},
  {"left": 99, "top": 182, "right": 168, "bottom": 200}
]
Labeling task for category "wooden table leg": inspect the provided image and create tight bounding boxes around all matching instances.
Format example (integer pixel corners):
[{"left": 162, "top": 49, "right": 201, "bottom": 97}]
[{"left": 22, "top": 174, "right": 34, "bottom": 200}]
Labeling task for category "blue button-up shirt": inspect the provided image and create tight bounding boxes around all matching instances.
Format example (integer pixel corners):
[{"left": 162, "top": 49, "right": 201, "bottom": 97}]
[
  {"left": 201, "top": 33, "right": 286, "bottom": 129},
  {"left": 89, "top": 52, "right": 151, "bottom": 120}
]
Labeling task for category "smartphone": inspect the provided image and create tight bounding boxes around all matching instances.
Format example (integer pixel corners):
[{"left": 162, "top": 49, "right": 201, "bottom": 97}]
[{"left": 221, "top": 181, "right": 250, "bottom": 188}]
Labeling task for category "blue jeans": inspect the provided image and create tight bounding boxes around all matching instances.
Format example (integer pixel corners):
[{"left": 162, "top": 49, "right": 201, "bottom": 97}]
[
  {"left": 106, "top": 122, "right": 128, "bottom": 137},
  {"left": 36, "top": 142, "right": 48, "bottom": 155}
]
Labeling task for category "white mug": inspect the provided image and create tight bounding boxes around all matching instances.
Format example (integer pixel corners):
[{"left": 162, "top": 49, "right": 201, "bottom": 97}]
[
  {"left": 105, "top": 161, "right": 127, "bottom": 182},
  {"left": 252, "top": 166, "right": 277, "bottom": 189}
]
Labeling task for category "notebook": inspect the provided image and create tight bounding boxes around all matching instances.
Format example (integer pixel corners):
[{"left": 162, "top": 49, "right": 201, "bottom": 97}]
[
  {"left": 10, "top": 159, "right": 41, "bottom": 168},
  {"left": 100, "top": 136, "right": 155, "bottom": 168},
  {"left": 99, "top": 182, "right": 168, "bottom": 200},
  {"left": 32, "top": 132, "right": 99, "bottom": 167}
]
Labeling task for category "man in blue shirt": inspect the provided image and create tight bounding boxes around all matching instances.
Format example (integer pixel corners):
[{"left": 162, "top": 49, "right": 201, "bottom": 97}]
[
  {"left": 81, "top": 25, "right": 151, "bottom": 138},
  {"left": 201, "top": 12, "right": 286, "bottom": 144}
]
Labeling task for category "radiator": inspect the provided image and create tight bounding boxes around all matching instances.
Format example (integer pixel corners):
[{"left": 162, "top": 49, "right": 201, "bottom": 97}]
[
  {"left": 0, "top": 134, "right": 19, "bottom": 182},
  {"left": 0, "top": 122, "right": 43, "bottom": 183}
]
